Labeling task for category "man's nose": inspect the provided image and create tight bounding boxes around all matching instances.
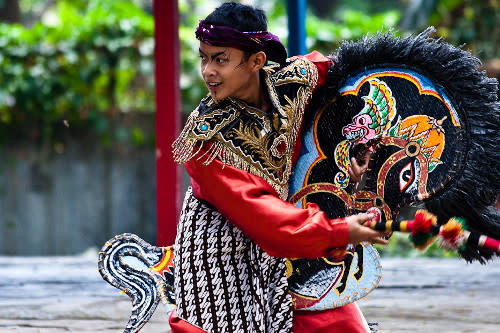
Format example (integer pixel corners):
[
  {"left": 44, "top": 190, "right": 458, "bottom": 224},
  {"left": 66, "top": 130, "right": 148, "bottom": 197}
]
[{"left": 202, "top": 61, "right": 215, "bottom": 77}]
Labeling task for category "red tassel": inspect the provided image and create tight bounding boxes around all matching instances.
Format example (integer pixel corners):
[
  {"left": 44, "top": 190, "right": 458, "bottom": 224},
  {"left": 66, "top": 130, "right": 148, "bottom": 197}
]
[
  {"left": 439, "top": 218, "right": 463, "bottom": 243},
  {"left": 409, "top": 210, "right": 438, "bottom": 251},
  {"left": 411, "top": 210, "right": 436, "bottom": 237}
]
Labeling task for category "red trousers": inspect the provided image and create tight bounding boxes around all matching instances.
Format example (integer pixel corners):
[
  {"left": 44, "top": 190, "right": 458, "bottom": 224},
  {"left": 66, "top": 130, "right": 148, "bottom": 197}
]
[{"left": 169, "top": 303, "right": 369, "bottom": 333}]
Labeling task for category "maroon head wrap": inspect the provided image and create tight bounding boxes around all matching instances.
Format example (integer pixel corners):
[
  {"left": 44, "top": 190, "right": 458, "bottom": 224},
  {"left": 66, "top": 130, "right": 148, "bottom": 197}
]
[{"left": 195, "top": 20, "right": 287, "bottom": 64}]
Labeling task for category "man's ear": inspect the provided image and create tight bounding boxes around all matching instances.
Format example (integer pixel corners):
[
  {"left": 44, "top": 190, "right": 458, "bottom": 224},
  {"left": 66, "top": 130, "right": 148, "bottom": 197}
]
[{"left": 250, "top": 51, "right": 267, "bottom": 72}]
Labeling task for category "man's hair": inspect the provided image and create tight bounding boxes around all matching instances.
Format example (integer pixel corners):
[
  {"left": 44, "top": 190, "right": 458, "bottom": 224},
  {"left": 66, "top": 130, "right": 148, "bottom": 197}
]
[{"left": 204, "top": 2, "right": 268, "bottom": 33}]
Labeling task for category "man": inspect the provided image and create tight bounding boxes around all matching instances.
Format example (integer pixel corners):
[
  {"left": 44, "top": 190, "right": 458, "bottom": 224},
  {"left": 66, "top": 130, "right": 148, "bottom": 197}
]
[{"left": 170, "top": 3, "right": 388, "bottom": 332}]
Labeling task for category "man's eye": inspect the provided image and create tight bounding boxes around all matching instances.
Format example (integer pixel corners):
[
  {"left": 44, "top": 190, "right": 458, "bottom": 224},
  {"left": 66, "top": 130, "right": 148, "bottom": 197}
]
[{"left": 216, "top": 58, "right": 228, "bottom": 63}]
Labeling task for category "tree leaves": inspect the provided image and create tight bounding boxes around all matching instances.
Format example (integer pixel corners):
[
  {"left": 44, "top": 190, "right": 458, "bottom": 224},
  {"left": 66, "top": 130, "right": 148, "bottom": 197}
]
[{"left": 0, "top": 0, "right": 154, "bottom": 146}]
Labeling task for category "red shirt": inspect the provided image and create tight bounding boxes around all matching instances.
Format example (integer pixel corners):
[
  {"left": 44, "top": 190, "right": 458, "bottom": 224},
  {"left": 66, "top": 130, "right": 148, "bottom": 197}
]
[{"left": 185, "top": 51, "right": 349, "bottom": 260}]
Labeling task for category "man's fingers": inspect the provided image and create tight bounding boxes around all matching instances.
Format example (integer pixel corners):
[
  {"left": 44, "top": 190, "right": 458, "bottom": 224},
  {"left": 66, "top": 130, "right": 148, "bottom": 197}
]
[
  {"left": 361, "top": 220, "right": 389, "bottom": 245},
  {"left": 349, "top": 157, "right": 366, "bottom": 183},
  {"left": 347, "top": 215, "right": 391, "bottom": 245},
  {"left": 357, "top": 212, "right": 375, "bottom": 224},
  {"left": 360, "top": 154, "right": 370, "bottom": 168},
  {"left": 350, "top": 157, "right": 367, "bottom": 174},
  {"left": 350, "top": 157, "right": 359, "bottom": 172},
  {"left": 348, "top": 165, "right": 361, "bottom": 182},
  {"left": 372, "top": 236, "right": 389, "bottom": 245},
  {"left": 368, "top": 229, "right": 389, "bottom": 245}
]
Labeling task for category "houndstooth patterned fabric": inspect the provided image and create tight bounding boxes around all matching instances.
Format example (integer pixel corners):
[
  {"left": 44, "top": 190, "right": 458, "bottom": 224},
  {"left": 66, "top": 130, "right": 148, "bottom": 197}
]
[{"left": 174, "top": 187, "right": 293, "bottom": 333}]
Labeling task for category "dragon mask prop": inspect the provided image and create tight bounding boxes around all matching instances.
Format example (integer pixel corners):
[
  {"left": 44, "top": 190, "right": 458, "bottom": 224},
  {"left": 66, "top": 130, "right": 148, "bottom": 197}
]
[{"left": 98, "top": 28, "right": 500, "bottom": 332}]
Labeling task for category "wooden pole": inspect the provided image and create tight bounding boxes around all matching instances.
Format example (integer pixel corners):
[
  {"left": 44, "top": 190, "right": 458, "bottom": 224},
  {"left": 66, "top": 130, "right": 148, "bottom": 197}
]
[{"left": 154, "top": 0, "right": 182, "bottom": 246}]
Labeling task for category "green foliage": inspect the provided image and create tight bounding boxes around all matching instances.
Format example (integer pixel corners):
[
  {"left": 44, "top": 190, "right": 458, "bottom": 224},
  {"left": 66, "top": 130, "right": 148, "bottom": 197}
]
[
  {"left": 305, "top": 9, "right": 400, "bottom": 54},
  {"left": 178, "top": 0, "right": 214, "bottom": 115},
  {"left": 0, "top": 0, "right": 154, "bottom": 146},
  {"left": 429, "top": 0, "right": 500, "bottom": 60},
  {"left": 11, "top": 0, "right": 494, "bottom": 153},
  {"left": 1, "top": 0, "right": 403, "bottom": 146}
]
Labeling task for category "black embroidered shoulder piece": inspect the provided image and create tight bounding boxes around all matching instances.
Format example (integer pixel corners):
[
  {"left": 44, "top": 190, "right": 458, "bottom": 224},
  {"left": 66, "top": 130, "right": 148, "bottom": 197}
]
[{"left": 172, "top": 57, "right": 318, "bottom": 199}]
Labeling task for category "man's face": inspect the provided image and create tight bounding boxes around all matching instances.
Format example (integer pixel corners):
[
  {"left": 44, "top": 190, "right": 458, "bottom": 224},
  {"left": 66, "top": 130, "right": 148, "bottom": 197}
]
[{"left": 199, "top": 42, "right": 253, "bottom": 101}]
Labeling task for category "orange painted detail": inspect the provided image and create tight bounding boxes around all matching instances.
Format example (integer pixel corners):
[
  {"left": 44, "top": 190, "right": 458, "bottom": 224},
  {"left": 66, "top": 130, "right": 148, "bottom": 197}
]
[
  {"left": 397, "top": 115, "right": 446, "bottom": 165},
  {"left": 151, "top": 246, "right": 174, "bottom": 274}
]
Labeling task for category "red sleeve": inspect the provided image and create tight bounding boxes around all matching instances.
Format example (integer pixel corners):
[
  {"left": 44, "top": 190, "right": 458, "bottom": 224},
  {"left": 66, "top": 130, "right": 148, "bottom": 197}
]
[{"left": 185, "top": 154, "right": 348, "bottom": 259}]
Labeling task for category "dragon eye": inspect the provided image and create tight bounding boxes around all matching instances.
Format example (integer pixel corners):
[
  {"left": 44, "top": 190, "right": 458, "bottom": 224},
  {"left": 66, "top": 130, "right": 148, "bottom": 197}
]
[
  {"left": 399, "top": 161, "right": 414, "bottom": 193},
  {"left": 359, "top": 117, "right": 365, "bottom": 125}
]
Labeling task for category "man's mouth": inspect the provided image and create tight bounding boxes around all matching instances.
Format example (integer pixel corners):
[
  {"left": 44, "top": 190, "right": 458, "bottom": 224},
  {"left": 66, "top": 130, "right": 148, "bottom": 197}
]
[{"left": 207, "top": 82, "right": 222, "bottom": 90}]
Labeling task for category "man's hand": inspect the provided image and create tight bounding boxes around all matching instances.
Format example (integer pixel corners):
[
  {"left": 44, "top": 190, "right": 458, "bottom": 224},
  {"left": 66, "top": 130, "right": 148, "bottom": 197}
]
[
  {"left": 346, "top": 213, "right": 389, "bottom": 245},
  {"left": 348, "top": 149, "right": 373, "bottom": 183}
]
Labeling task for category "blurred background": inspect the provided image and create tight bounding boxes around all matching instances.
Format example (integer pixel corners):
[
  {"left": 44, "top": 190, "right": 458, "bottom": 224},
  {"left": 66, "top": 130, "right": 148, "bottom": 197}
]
[{"left": 0, "top": 0, "right": 498, "bottom": 256}]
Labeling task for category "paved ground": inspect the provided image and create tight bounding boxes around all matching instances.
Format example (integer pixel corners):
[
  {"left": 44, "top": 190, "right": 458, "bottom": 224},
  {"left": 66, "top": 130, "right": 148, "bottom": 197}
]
[
  {"left": 358, "top": 258, "right": 500, "bottom": 332},
  {"left": 0, "top": 255, "right": 499, "bottom": 332}
]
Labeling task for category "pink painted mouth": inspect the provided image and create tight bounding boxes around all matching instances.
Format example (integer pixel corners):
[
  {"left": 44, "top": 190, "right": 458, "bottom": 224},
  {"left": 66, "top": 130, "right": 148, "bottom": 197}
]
[{"left": 342, "top": 114, "right": 376, "bottom": 145}]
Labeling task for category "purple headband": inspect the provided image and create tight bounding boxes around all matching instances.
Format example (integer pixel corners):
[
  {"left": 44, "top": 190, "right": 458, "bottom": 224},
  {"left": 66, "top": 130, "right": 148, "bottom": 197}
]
[{"left": 195, "top": 20, "right": 287, "bottom": 64}]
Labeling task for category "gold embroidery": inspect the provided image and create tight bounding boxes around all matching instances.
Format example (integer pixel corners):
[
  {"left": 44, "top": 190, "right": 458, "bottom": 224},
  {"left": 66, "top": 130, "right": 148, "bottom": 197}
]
[
  {"left": 172, "top": 109, "right": 200, "bottom": 164},
  {"left": 228, "top": 121, "right": 285, "bottom": 171},
  {"left": 172, "top": 58, "right": 319, "bottom": 199},
  {"left": 273, "top": 58, "right": 317, "bottom": 87},
  {"left": 230, "top": 99, "right": 271, "bottom": 132},
  {"left": 270, "top": 134, "right": 288, "bottom": 159},
  {"left": 172, "top": 106, "right": 240, "bottom": 163},
  {"left": 191, "top": 106, "right": 239, "bottom": 140}
]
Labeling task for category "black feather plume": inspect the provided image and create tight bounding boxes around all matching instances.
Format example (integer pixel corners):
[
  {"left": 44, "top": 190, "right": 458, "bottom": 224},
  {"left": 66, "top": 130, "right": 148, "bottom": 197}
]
[{"left": 319, "top": 27, "right": 500, "bottom": 262}]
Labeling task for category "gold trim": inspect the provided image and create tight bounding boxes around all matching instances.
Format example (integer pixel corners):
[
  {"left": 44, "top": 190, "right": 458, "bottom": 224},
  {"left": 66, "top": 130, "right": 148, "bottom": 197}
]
[
  {"left": 172, "top": 58, "right": 319, "bottom": 199},
  {"left": 405, "top": 141, "right": 421, "bottom": 157}
]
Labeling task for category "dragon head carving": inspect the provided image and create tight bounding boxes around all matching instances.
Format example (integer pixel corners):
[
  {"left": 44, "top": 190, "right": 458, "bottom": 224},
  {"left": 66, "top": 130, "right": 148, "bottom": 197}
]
[{"left": 342, "top": 78, "right": 396, "bottom": 145}]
